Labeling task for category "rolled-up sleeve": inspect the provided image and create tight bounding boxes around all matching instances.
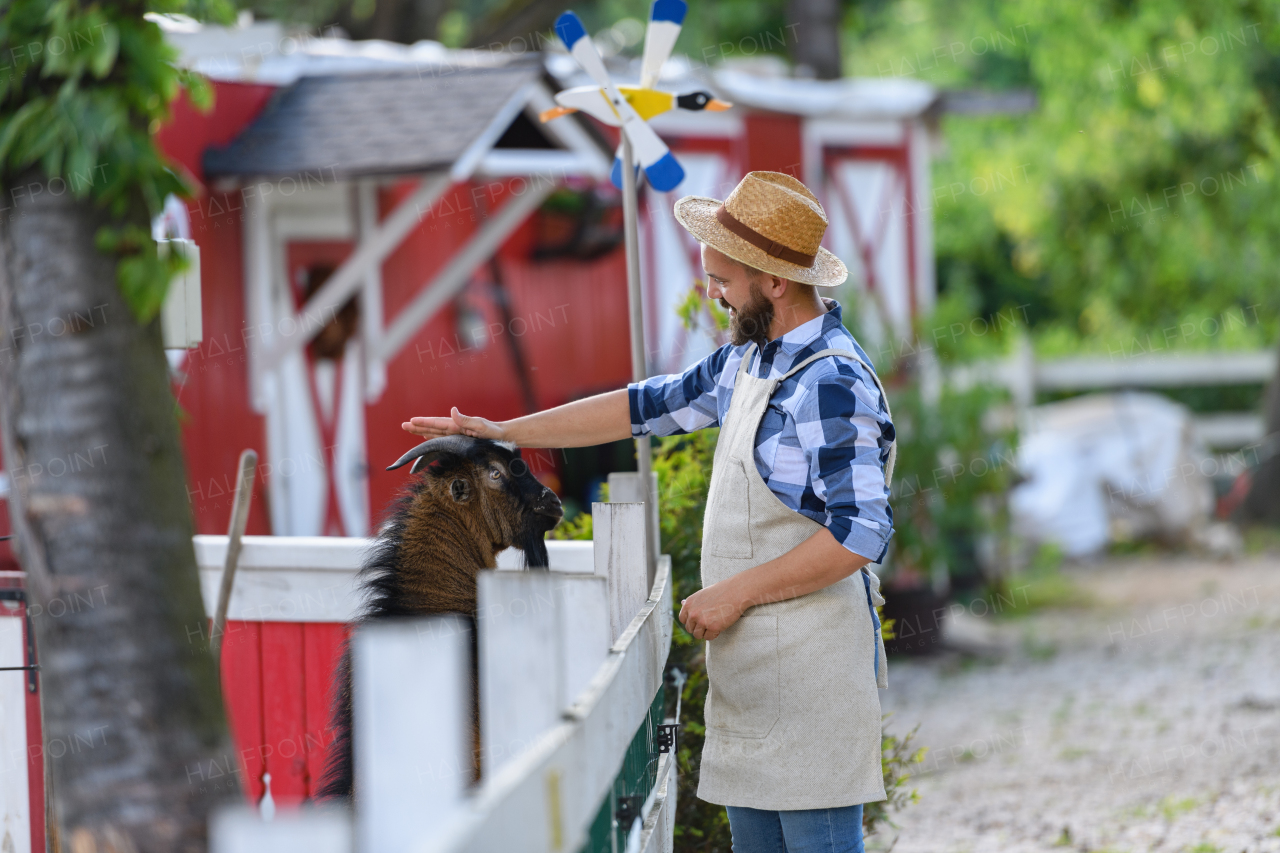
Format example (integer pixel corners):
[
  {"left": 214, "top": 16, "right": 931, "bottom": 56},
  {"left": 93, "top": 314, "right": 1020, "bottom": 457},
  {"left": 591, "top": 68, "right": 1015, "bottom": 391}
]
[
  {"left": 795, "top": 364, "right": 896, "bottom": 562},
  {"left": 628, "top": 343, "right": 735, "bottom": 438}
]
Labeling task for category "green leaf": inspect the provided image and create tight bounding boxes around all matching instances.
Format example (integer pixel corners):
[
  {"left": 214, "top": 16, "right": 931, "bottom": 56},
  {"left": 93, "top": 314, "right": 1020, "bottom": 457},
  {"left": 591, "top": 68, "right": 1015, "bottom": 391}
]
[
  {"left": 180, "top": 70, "right": 213, "bottom": 112},
  {"left": 117, "top": 251, "right": 171, "bottom": 324},
  {"left": 65, "top": 143, "right": 95, "bottom": 197},
  {"left": 89, "top": 22, "right": 120, "bottom": 79},
  {"left": 0, "top": 100, "right": 48, "bottom": 165}
]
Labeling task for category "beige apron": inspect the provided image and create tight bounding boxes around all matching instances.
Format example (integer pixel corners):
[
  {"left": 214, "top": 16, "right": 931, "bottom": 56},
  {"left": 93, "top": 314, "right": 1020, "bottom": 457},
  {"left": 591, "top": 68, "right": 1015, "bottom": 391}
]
[{"left": 696, "top": 345, "right": 895, "bottom": 811}]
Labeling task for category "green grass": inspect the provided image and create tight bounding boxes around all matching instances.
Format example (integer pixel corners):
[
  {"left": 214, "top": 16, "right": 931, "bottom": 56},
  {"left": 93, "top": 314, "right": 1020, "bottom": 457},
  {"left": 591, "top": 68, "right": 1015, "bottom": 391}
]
[
  {"left": 1158, "top": 796, "right": 1199, "bottom": 821},
  {"left": 1022, "top": 630, "right": 1059, "bottom": 661},
  {"left": 1244, "top": 525, "right": 1280, "bottom": 556},
  {"left": 991, "top": 544, "right": 1095, "bottom": 618}
]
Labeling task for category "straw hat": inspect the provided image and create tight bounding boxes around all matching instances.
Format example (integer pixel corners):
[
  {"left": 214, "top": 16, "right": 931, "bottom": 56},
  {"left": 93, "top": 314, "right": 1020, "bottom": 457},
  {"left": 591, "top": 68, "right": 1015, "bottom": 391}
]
[{"left": 673, "top": 171, "right": 848, "bottom": 287}]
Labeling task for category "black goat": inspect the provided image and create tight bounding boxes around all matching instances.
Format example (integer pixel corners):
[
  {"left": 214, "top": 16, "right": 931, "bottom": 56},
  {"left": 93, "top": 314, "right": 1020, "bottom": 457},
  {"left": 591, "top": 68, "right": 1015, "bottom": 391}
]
[{"left": 317, "top": 435, "right": 563, "bottom": 800}]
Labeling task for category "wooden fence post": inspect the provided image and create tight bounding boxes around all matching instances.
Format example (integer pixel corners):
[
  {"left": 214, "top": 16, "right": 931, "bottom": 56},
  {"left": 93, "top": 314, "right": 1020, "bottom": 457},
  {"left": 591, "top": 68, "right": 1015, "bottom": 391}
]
[
  {"left": 355, "top": 616, "right": 471, "bottom": 852},
  {"left": 478, "top": 572, "right": 562, "bottom": 778},
  {"left": 591, "top": 502, "right": 649, "bottom": 644},
  {"left": 607, "top": 472, "right": 661, "bottom": 580},
  {"left": 554, "top": 574, "right": 611, "bottom": 708}
]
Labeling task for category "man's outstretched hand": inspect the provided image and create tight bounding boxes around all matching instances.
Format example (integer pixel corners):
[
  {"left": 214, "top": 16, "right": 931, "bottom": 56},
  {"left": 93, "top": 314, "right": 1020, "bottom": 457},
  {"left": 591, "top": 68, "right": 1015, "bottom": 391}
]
[{"left": 402, "top": 407, "right": 506, "bottom": 442}]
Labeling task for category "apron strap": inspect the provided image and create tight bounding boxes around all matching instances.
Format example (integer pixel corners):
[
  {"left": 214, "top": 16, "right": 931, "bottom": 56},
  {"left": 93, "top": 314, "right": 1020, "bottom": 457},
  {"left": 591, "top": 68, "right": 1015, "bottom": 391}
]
[
  {"left": 773, "top": 348, "right": 897, "bottom": 487},
  {"left": 737, "top": 343, "right": 760, "bottom": 381},
  {"left": 740, "top": 342, "right": 895, "bottom": 614}
]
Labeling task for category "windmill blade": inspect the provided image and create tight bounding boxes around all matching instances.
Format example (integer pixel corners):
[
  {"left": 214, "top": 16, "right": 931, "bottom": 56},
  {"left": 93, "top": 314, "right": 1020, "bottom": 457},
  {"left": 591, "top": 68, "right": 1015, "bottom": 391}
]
[
  {"left": 614, "top": 99, "right": 685, "bottom": 192},
  {"left": 640, "top": 0, "right": 687, "bottom": 89},
  {"left": 554, "top": 12, "right": 615, "bottom": 95}
]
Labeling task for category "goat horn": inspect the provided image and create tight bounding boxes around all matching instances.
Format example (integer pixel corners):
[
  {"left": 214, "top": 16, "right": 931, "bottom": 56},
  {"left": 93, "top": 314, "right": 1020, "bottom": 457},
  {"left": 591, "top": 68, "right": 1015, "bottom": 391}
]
[{"left": 386, "top": 435, "right": 475, "bottom": 472}]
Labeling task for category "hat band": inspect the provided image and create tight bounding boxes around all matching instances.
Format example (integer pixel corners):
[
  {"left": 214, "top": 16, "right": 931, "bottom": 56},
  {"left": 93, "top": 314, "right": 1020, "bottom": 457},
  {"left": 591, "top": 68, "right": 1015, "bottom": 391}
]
[{"left": 714, "top": 205, "right": 817, "bottom": 268}]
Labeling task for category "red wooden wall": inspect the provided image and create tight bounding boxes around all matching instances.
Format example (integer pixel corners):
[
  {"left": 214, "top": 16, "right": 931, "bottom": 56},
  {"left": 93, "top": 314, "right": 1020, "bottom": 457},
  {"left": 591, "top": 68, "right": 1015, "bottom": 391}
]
[
  {"left": 164, "top": 81, "right": 279, "bottom": 539},
  {"left": 743, "top": 113, "right": 804, "bottom": 177},
  {"left": 220, "top": 620, "right": 350, "bottom": 804},
  {"left": 155, "top": 82, "right": 276, "bottom": 185}
]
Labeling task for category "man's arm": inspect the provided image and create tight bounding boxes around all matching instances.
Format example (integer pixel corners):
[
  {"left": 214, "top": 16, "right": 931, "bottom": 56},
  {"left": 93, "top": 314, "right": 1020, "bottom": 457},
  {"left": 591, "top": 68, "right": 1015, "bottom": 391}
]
[
  {"left": 678, "top": 529, "right": 870, "bottom": 640},
  {"left": 403, "top": 342, "right": 738, "bottom": 448},
  {"left": 402, "top": 390, "right": 632, "bottom": 448}
]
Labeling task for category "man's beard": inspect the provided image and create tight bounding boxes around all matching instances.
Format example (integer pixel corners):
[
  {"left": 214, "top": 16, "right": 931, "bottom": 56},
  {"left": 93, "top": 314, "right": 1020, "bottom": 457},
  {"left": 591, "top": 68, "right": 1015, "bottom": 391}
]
[{"left": 721, "top": 280, "right": 774, "bottom": 349}]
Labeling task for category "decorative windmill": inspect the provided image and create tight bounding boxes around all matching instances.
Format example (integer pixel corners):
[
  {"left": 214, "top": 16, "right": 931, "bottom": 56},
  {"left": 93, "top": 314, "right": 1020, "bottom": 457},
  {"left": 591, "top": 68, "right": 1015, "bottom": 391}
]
[
  {"left": 545, "top": 0, "right": 732, "bottom": 584},
  {"left": 542, "top": 0, "right": 731, "bottom": 191}
]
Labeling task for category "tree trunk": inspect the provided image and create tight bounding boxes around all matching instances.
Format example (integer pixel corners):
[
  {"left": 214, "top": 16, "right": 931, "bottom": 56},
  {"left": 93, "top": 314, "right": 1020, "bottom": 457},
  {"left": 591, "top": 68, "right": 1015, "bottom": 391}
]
[
  {"left": 788, "top": 0, "right": 844, "bottom": 79},
  {"left": 0, "top": 178, "right": 236, "bottom": 852},
  {"left": 1242, "top": 340, "right": 1280, "bottom": 522}
]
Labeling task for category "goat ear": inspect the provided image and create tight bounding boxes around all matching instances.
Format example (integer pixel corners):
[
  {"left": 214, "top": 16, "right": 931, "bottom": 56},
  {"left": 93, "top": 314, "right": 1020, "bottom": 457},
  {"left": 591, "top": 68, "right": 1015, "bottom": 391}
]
[{"left": 450, "top": 478, "right": 471, "bottom": 502}]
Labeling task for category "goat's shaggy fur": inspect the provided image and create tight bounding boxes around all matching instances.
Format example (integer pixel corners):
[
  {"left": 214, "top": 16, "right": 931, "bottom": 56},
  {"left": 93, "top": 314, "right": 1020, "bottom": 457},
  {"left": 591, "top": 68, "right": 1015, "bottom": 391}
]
[{"left": 317, "top": 436, "right": 562, "bottom": 800}]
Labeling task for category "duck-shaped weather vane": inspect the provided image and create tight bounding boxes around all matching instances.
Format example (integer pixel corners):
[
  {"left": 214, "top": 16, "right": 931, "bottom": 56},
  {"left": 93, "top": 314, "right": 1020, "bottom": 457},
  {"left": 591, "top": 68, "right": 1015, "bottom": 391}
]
[{"left": 543, "top": 0, "right": 732, "bottom": 192}]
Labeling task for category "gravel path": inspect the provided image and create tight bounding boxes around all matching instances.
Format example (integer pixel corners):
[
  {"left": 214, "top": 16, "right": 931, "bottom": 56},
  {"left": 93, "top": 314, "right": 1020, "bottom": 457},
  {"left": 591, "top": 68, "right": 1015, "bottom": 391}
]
[{"left": 875, "top": 555, "right": 1280, "bottom": 853}]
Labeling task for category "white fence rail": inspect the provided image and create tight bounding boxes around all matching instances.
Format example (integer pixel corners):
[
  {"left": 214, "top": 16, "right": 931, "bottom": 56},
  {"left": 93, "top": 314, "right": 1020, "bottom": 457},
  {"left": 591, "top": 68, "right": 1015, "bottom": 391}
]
[
  {"left": 949, "top": 343, "right": 1275, "bottom": 450},
  {"left": 192, "top": 536, "right": 596, "bottom": 621},
  {"left": 207, "top": 496, "right": 674, "bottom": 853}
]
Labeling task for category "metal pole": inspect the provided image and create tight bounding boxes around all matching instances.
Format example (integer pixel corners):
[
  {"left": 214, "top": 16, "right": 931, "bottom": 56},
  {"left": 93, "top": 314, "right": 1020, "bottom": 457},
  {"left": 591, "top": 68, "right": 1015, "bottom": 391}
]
[{"left": 620, "top": 135, "right": 657, "bottom": 593}]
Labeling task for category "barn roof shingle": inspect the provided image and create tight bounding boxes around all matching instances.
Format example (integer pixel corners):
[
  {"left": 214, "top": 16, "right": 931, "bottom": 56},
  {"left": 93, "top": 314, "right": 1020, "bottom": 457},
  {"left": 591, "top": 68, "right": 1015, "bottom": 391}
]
[{"left": 203, "top": 64, "right": 543, "bottom": 180}]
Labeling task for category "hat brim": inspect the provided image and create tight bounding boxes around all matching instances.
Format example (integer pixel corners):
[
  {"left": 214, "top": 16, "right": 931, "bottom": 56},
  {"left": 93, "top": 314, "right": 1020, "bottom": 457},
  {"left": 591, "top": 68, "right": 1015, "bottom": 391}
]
[{"left": 674, "top": 196, "right": 849, "bottom": 287}]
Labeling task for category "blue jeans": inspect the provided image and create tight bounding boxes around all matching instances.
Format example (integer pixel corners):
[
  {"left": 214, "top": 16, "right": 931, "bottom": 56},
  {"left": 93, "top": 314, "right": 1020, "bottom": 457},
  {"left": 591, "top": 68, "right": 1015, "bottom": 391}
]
[{"left": 726, "top": 804, "right": 865, "bottom": 853}]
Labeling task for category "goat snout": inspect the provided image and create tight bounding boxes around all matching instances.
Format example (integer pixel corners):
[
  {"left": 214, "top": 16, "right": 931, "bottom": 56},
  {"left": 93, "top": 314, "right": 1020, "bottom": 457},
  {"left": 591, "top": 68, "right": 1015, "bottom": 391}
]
[{"left": 534, "top": 487, "right": 563, "bottom": 519}]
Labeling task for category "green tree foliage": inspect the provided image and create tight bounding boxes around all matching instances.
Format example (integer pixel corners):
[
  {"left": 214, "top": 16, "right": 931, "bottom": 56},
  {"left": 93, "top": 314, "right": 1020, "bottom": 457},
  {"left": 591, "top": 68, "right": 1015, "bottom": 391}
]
[
  {"left": 237, "top": 0, "right": 805, "bottom": 71},
  {"left": 0, "top": 0, "right": 231, "bottom": 322},
  {"left": 846, "top": 0, "right": 1280, "bottom": 354}
]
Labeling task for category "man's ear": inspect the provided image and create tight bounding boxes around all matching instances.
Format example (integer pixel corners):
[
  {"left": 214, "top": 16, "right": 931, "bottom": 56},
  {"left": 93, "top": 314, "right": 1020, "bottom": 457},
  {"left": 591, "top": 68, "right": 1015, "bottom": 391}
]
[{"left": 764, "top": 273, "right": 788, "bottom": 298}]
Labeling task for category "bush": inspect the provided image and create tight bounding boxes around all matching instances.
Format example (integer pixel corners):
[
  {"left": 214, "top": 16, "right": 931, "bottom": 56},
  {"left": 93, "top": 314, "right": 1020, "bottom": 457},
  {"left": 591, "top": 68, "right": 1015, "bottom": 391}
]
[{"left": 885, "top": 378, "right": 1018, "bottom": 590}]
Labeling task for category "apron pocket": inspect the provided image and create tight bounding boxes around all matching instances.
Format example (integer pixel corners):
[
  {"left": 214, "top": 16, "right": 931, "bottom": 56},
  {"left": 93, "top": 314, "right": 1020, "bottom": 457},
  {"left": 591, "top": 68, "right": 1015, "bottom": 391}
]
[
  {"left": 707, "top": 457, "right": 754, "bottom": 559},
  {"left": 705, "top": 614, "right": 779, "bottom": 739}
]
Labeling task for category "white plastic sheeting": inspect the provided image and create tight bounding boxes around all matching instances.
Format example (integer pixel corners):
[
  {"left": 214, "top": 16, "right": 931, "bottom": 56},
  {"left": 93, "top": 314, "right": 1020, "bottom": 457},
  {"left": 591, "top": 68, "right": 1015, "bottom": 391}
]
[{"left": 1009, "top": 392, "right": 1215, "bottom": 557}]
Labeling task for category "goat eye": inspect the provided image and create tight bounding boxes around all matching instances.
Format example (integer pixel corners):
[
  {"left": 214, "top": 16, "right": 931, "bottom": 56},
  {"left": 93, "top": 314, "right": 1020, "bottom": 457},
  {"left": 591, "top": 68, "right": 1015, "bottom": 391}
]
[
  {"left": 509, "top": 458, "right": 528, "bottom": 477},
  {"left": 489, "top": 468, "right": 502, "bottom": 480}
]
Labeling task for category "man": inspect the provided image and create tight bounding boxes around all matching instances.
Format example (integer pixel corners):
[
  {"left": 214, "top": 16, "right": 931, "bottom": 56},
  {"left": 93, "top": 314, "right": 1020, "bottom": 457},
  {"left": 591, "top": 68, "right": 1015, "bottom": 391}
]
[{"left": 404, "top": 171, "right": 895, "bottom": 853}]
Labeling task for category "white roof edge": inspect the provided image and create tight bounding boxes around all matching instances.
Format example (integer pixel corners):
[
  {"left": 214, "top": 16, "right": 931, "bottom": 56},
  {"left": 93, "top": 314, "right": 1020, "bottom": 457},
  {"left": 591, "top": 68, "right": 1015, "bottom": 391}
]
[
  {"left": 710, "top": 69, "right": 937, "bottom": 119},
  {"left": 544, "top": 50, "right": 937, "bottom": 120},
  {"left": 156, "top": 17, "right": 533, "bottom": 86}
]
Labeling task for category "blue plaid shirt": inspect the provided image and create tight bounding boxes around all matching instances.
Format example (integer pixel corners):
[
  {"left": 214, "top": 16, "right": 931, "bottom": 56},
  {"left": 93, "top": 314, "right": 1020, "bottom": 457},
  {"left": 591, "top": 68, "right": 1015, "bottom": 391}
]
[{"left": 628, "top": 299, "right": 895, "bottom": 562}]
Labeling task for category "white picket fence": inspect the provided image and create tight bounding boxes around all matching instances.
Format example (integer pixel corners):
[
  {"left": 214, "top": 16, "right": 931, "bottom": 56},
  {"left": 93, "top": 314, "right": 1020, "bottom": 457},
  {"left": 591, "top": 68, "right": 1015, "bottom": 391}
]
[
  {"left": 205, "top": 487, "right": 674, "bottom": 853},
  {"left": 949, "top": 342, "right": 1275, "bottom": 450}
]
